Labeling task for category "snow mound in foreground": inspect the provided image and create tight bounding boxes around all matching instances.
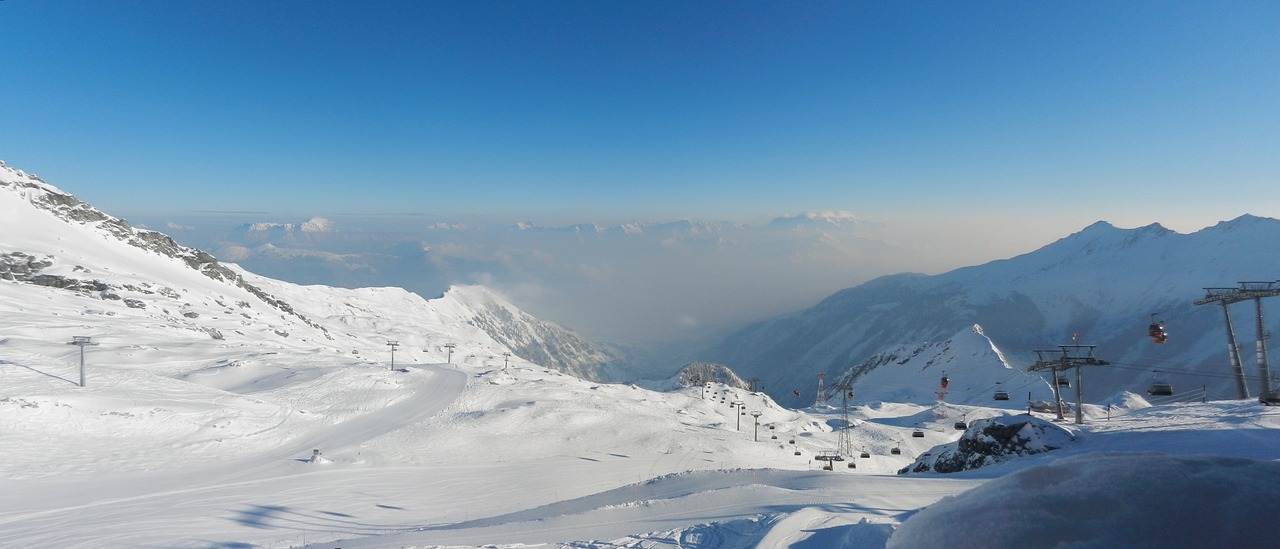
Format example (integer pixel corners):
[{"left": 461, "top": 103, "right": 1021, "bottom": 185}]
[{"left": 888, "top": 453, "right": 1280, "bottom": 549}]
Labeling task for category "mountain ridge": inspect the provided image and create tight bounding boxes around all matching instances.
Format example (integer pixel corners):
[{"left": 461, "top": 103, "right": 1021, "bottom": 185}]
[
  {"left": 702, "top": 214, "right": 1280, "bottom": 404},
  {"left": 1, "top": 160, "right": 620, "bottom": 380}
]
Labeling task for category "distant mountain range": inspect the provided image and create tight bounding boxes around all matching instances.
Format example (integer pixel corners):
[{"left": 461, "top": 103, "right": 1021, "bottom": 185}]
[
  {"left": 701, "top": 215, "right": 1280, "bottom": 405},
  {"left": 8, "top": 158, "right": 1280, "bottom": 409}
]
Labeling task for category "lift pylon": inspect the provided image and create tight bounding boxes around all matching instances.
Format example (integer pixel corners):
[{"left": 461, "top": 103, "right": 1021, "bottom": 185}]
[
  {"left": 1195, "top": 281, "right": 1280, "bottom": 399},
  {"left": 1029, "top": 345, "right": 1107, "bottom": 425}
]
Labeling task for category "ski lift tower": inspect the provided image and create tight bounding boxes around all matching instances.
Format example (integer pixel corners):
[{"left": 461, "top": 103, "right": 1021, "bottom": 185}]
[
  {"left": 1029, "top": 345, "right": 1108, "bottom": 425},
  {"left": 814, "top": 373, "right": 828, "bottom": 407},
  {"left": 1194, "top": 281, "right": 1280, "bottom": 399},
  {"left": 832, "top": 382, "right": 854, "bottom": 458}
]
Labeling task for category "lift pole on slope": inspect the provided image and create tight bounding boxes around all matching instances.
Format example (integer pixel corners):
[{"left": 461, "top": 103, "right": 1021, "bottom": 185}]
[
  {"left": 387, "top": 340, "right": 399, "bottom": 371},
  {"left": 1030, "top": 345, "right": 1107, "bottom": 425},
  {"left": 68, "top": 336, "right": 97, "bottom": 387},
  {"left": 1195, "top": 281, "right": 1280, "bottom": 399}
]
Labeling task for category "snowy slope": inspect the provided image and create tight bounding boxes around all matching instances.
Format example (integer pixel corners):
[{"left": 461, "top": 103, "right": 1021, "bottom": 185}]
[
  {"left": 831, "top": 324, "right": 1055, "bottom": 408},
  {"left": 4, "top": 159, "right": 1280, "bottom": 549},
  {"left": 0, "top": 161, "right": 621, "bottom": 382},
  {"left": 705, "top": 216, "right": 1280, "bottom": 404}
]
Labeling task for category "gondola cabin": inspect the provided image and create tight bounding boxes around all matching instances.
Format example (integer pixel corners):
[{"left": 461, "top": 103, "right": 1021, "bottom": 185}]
[
  {"left": 911, "top": 429, "right": 925, "bottom": 438},
  {"left": 1148, "top": 314, "right": 1168, "bottom": 344},
  {"left": 993, "top": 390, "right": 1010, "bottom": 401},
  {"left": 953, "top": 421, "right": 968, "bottom": 430}
]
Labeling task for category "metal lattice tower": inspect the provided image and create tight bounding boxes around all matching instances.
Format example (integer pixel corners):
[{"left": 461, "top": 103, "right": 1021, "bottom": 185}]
[
  {"left": 1029, "top": 345, "right": 1108, "bottom": 424},
  {"left": 1195, "top": 281, "right": 1280, "bottom": 398},
  {"left": 814, "top": 373, "right": 827, "bottom": 407},
  {"left": 832, "top": 382, "right": 853, "bottom": 457}
]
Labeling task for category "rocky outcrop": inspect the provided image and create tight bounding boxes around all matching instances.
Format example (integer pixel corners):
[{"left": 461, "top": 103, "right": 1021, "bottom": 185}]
[{"left": 899, "top": 414, "right": 1075, "bottom": 474}]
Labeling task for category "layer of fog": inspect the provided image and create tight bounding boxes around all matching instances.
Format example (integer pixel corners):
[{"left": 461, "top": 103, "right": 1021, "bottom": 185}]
[{"left": 138, "top": 211, "right": 1062, "bottom": 348}]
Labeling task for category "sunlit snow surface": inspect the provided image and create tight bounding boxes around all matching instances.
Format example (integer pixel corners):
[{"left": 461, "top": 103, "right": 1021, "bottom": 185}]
[{"left": 4, "top": 162, "right": 1280, "bottom": 548}]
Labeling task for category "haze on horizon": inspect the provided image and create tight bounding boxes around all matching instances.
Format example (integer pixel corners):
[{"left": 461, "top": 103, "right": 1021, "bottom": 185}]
[{"left": 3, "top": 1, "right": 1278, "bottom": 346}]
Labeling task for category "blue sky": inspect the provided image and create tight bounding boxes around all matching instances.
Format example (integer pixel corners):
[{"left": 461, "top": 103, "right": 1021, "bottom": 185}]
[
  {"left": 5, "top": 1, "right": 1277, "bottom": 226},
  {"left": 4, "top": 1, "right": 1280, "bottom": 346}
]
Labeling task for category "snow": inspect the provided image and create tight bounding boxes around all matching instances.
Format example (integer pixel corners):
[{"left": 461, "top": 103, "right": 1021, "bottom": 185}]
[
  {"left": 4, "top": 161, "right": 1280, "bottom": 548},
  {"left": 888, "top": 453, "right": 1280, "bottom": 549}
]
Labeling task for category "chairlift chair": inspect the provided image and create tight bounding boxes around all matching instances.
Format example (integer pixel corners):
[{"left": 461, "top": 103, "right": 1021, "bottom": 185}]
[
  {"left": 1056, "top": 375, "right": 1071, "bottom": 388},
  {"left": 890, "top": 444, "right": 902, "bottom": 455},
  {"left": 1147, "top": 370, "right": 1173, "bottom": 396},
  {"left": 993, "top": 390, "right": 1010, "bottom": 401},
  {"left": 1259, "top": 390, "right": 1280, "bottom": 406},
  {"left": 912, "top": 429, "right": 925, "bottom": 438},
  {"left": 954, "top": 420, "right": 968, "bottom": 430},
  {"left": 860, "top": 447, "right": 871, "bottom": 459}
]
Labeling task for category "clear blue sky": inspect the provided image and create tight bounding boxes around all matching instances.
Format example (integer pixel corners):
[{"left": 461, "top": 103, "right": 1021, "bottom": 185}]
[{"left": 3, "top": 0, "right": 1279, "bottom": 230}]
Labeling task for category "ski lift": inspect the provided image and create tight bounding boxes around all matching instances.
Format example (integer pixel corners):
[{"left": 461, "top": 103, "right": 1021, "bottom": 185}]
[
  {"left": 847, "top": 462, "right": 856, "bottom": 468},
  {"left": 940, "top": 373, "right": 950, "bottom": 389},
  {"left": 954, "top": 421, "right": 968, "bottom": 430},
  {"left": 912, "top": 429, "right": 925, "bottom": 438},
  {"left": 890, "top": 444, "right": 902, "bottom": 455},
  {"left": 1056, "top": 374, "right": 1071, "bottom": 388},
  {"left": 794, "top": 450, "right": 802, "bottom": 456},
  {"left": 1147, "top": 370, "right": 1173, "bottom": 396},
  {"left": 1148, "top": 313, "right": 1168, "bottom": 344},
  {"left": 860, "top": 447, "right": 871, "bottom": 459},
  {"left": 993, "top": 382, "right": 1009, "bottom": 401}
]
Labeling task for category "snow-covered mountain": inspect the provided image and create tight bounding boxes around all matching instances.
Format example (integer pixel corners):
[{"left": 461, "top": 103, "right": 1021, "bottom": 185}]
[
  {"left": 5, "top": 159, "right": 1280, "bottom": 549},
  {"left": 0, "top": 161, "right": 621, "bottom": 380},
  {"left": 703, "top": 216, "right": 1280, "bottom": 405}
]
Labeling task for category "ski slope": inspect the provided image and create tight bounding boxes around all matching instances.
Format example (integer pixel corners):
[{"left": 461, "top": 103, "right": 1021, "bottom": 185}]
[
  {"left": 4, "top": 342, "right": 1280, "bottom": 548},
  {"left": 4, "top": 161, "right": 1280, "bottom": 547}
]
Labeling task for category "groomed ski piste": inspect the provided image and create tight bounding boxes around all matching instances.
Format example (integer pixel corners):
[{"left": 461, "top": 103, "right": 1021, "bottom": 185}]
[
  {"left": 3, "top": 162, "right": 1280, "bottom": 548},
  {"left": 4, "top": 342, "right": 1280, "bottom": 548}
]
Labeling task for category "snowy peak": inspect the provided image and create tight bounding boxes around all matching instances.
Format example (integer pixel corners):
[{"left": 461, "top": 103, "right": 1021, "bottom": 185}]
[
  {"left": 441, "top": 285, "right": 623, "bottom": 380},
  {"left": 705, "top": 212, "right": 1280, "bottom": 406},
  {"left": 766, "top": 211, "right": 871, "bottom": 232},
  {"left": 830, "top": 325, "right": 1051, "bottom": 407},
  {"left": 2, "top": 160, "right": 620, "bottom": 380},
  {"left": 1, "top": 160, "right": 330, "bottom": 336},
  {"left": 233, "top": 218, "right": 337, "bottom": 243}
]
